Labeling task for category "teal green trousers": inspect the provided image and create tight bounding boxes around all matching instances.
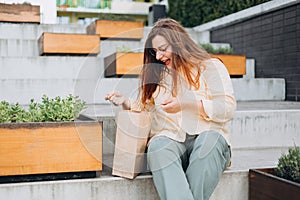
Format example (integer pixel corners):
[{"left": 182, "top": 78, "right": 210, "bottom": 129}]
[{"left": 147, "top": 131, "right": 231, "bottom": 200}]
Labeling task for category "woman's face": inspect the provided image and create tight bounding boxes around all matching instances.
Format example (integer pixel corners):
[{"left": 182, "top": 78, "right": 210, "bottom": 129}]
[{"left": 151, "top": 35, "right": 173, "bottom": 68}]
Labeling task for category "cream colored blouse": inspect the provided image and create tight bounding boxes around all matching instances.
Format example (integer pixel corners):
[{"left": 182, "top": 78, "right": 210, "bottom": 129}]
[{"left": 133, "top": 58, "right": 236, "bottom": 145}]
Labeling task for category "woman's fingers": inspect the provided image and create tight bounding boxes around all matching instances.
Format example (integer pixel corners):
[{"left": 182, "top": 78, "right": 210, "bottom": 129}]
[
  {"left": 105, "top": 92, "right": 125, "bottom": 106},
  {"left": 161, "top": 98, "right": 181, "bottom": 113},
  {"left": 105, "top": 92, "right": 118, "bottom": 100},
  {"left": 161, "top": 98, "right": 172, "bottom": 106}
]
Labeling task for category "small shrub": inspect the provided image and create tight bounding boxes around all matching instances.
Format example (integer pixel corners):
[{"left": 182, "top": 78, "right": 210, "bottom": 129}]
[
  {"left": 97, "top": 13, "right": 136, "bottom": 22},
  {"left": 22, "top": 2, "right": 32, "bottom": 5},
  {"left": 116, "top": 45, "right": 132, "bottom": 53},
  {"left": 275, "top": 145, "right": 300, "bottom": 183},
  {"left": 0, "top": 94, "right": 86, "bottom": 123},
  {"left": 199, "top": 43, "right": 233, "bottom": 54}
]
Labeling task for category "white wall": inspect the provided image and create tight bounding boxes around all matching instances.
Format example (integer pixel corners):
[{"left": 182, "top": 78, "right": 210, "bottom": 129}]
[{"left": 0, "top": 0, "right": 57, "bottom": 24}]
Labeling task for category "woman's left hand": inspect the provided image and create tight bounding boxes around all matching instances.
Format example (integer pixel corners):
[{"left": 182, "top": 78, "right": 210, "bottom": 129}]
[{"left": 161, "top": 97, "right": 181, "bottom": 113}]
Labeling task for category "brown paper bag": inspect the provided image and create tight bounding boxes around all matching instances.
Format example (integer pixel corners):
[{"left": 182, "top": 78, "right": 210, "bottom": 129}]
[{"left": 112, "top": 110, "right": 152, "bottom": 179}]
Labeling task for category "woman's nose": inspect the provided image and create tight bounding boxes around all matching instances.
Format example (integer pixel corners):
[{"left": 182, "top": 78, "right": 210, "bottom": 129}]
[{"left": 156, "top": 50, "right": 163, "bottom": 60}]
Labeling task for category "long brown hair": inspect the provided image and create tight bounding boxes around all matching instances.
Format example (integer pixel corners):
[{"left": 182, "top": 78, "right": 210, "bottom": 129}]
[{"left": 140, "top": 18, "right": 210, "bottom": 104}]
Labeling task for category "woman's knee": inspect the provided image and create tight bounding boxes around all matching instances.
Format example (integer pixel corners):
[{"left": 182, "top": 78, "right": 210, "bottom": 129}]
[
  {"left": 190, "top": 131, "right": 229, "bottom": 166},
  {"left": 147, "top": 136, "right": 183, "bottom": 171},
  {"left": 147, "top": 136, "right": 172, "bottom": 153}
]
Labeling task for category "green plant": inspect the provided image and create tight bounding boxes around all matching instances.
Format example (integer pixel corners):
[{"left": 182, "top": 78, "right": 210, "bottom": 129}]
[
  {"left": 22, "top": 2, "right": 32, "bottom": 5},
  {"left": 168, "top": 0, "right": 272, "bottom": 27},
  {"left": 116, "top": 45, "right": 132, "bottom": 53},
  {"left": 199, "top": 43, "right": 233, "bottom": 54},
  {"left": 0, "top": 94, "right": 86, "bottom": 123},
  {"left": 275, "top": 145, "right": 300, "bottom": 183},
  {"left": 0, "top": 101, "right": 30, "bottom": 123},
  {"left": 97, "top": 13, "right": 136, "bottom": 22}
]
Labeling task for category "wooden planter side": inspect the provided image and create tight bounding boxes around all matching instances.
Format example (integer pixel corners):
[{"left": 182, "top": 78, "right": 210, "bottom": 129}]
[
  {"left": 105, "top": 52, "right": 144, "bottom": 77},
  {"left": 0, "top": 121, "right": 102, "bottom": 176},
  {"left": 249, "top": 168, "right": 300, "bottom": 200},
  {"left": 211, "top": 54, "right": 246, "bottom": 75},
  {"left": 0, "top": 3, "right": 40, "bottom": 23},
  {"left": 38, "top": 33, "right": 100, "bottom": 56},
  {"left": 87, "top": 20, "right": 144, "bottom": 39}
]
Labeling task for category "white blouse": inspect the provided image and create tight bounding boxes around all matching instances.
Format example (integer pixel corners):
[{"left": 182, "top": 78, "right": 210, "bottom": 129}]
[{"left": 133, "top": 58, "right": 236, "bottom": 145}]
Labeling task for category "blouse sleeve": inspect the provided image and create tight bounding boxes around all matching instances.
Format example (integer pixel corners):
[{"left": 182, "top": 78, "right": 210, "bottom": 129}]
[{"left": 201, "top": 59, "right": 237, "bottom": 123}]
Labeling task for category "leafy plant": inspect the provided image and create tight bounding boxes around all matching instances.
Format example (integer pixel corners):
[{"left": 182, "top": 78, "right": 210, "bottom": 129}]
[
  {"left": 22, "top": 2, "right": 32, "bottom": 5},
  {"left": 275, "top": 145, "right": 300, "bottom": 183},
  {"left": 116, "top": 45, "right": 143, "bottom": 53},
  {"left": 168, "top": 0, "right": 272, "bottom": 27},
  {"left": 116, "top": 45, "right": 132, "bottom": 53},
  {"left": 0, "top": 95, "right": 86, "bottom": 123},
  {"left": 97, "top": 13, "right": 136, "bottom": 22},
  {"left": 199, "top": 43, "right": 233, "bottom": 54}
]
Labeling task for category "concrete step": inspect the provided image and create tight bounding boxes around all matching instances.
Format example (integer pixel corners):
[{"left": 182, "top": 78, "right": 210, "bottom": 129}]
[
  {"left": 0, "top": 37, "right": 228, "bottom": 59},
  {"left": 0, "top": 79, "right": 94, "bottom": 104},
  {"left": 0, "top": 101, "right": 296, "bottom": 199},
  {"left": 0, "top": 147, "right": 288, "bottom": 200},
  {"left": 84, "top": 102, "right": 300, "bottom": 157},
  {"left": 0, "top": 40, "right": 243, "bottom": 70},
  {"left": 0, "top": 171, "right": 247, "bottom": 200},
  {"left": 230, "top": 109, "right": 300, "bottom": 148},
  {"left": 0, "top": 54, "right": 256, "bottom": 81},
  {"left": 0, "top": 78, "right": 139, "bottom": 105},
  {"left": 0, "top": 23, "right": 87, "bottom": 40},
  {"left": 0, "top": 77, "right": 285, "bottom": 105},
  {"left": 0, "top": 57, "right": 284, "bottom": 102},
  {"left": 232, "top": 78, "right": 285, "bottom": 101},
  {"left": 0, "top": 39, "right": 39, "bottom": 57},
  {"left": 0, "top": 39, "right": 145, "bottom": 57},
  {"left": 0, "top": 57, "right": 103, "bottom": 79},
  {"left": 0, "top": 23, "right": 207, "bottom": 43}
]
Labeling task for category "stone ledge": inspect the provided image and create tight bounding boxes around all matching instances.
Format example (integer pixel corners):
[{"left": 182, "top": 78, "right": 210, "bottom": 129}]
[{"left": 0, "top": 169, "right": 248, "bottom": 200}]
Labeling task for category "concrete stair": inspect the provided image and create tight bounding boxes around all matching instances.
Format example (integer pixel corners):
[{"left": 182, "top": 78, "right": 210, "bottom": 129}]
[
  {"left": 0, "top": 22, "right": 298, "bottom": 200},
  {"left": 0, "top": 23, "right": 87, "bottom": 40},
  {"left": 90, "top": 102, "right": 300, "bottom": 157},
  {"left": 0, "top": 57, "right": 285, "bottom": 104},
  {"left": 0, "top": 147, "right": 295, "bottom": 200},
  {"left": 0, "top": 39, "right": 39, "bottom": 57},
  {"left": 1, "top": 101, "right": 299, "bottom": 199},
  {"left": 0, "top": 167, "right": 249, "bottom": 200},
  {"left": 0, "top": 38, "right": 146, "bottom": 58},
  {"left": 0, "top": 23, "right": 285, "bottom": 104}
]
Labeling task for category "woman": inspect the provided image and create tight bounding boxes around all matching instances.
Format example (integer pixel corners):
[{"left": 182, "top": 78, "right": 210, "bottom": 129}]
[{"left": 105, "top": 18, "right": 236, "bottom": 200}]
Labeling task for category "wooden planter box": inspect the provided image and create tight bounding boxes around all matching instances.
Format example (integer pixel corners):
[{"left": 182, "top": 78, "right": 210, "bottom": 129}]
[
  {"left": 105, "top": 52, "right": 144, "bottom": 77},
  {"left": 38, "top": 33, "right": 100, "bottom": 56},
  {"left": 0, "top": 117, "right": 102, "bottom": 177},
  {"left": 87, "top": 20, "right": 144, "bottom": 40},
  {"left": 0, "top": 3, "right": 40, "bottom": 23},
  {"left": 104, "top": 53, "right": 246, "bottom": 77},
  {"left": 249, "top": 168, "right": 300, "bottom": 200},
  {"left": 211, "top": 54, "right": 246, "bottom": 76}
]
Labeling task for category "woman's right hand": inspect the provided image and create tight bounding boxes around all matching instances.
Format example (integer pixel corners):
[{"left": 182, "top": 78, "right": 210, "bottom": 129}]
[{"left": 105, "top": 92, "right": 130, "bottom": 109}]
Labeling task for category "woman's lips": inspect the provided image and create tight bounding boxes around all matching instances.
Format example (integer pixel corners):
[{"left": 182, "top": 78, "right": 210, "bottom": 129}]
[{"left": 164, "top": 59, "right": 171, "bottom": 66}]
